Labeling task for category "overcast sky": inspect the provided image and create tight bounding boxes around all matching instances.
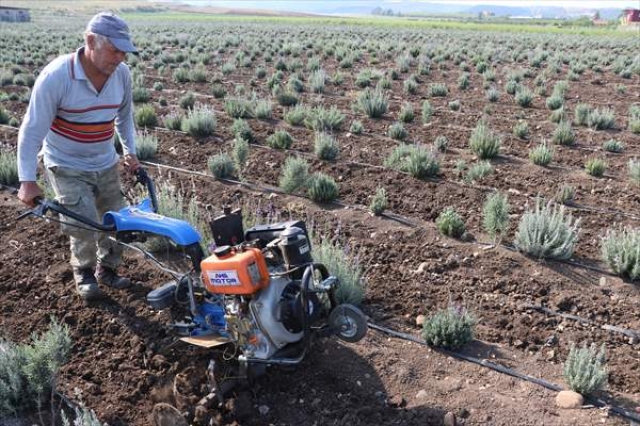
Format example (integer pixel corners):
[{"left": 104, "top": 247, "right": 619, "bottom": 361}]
[
  {"left": 408, "top": 0, "right": 639, "bottom": 7},
  {"left": 193, "top": 0, "right": 639, "bottom": 6}
]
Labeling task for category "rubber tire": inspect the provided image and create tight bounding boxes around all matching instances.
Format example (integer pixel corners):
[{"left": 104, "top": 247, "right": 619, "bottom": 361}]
[{"left": 329, "top": 304, "right": 368, "bottom": 343}]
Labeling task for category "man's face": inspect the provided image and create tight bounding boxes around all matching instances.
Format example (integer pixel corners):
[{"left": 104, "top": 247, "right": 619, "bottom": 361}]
[{"left": 91, "top": 36, "right": 126, "bottom": 76}]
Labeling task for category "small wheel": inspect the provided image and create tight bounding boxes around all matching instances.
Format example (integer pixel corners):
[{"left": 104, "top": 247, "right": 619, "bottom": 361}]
[{"left": 329, "top": 304, "right": 368, "bottom": 343}]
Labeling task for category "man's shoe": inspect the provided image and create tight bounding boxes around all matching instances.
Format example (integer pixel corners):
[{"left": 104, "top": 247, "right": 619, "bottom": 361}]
[
  {"left": 73, "top": 268, "right": 103, "bottom": 300},
  {"left": 96, "top": 264, "right": 131, "bottom": 289}
]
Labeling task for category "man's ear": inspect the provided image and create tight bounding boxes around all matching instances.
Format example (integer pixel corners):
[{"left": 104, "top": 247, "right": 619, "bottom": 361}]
[{"left": 86, "top": 34, "right": 96, "bottom": 50}]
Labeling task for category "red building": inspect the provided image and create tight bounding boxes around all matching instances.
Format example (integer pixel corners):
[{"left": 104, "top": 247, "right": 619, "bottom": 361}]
[{"left": 622, "top": 8, "right": 640, "bottom": 24}]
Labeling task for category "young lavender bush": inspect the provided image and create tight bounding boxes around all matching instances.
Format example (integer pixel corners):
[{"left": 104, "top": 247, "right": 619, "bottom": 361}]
[
  {"left": 601, "top": 227, "right": 640, "bottom": 280},
  {"left": 514, "top": 198, "right": 580, "bottom": 260},
  {"left": 422, "top": 305, "right": 476, "bottom": 349},
  {"left": 279, "top": 156, "right": 309, "bottom": 194},
  {"left": 482, "top": 192, "right": 510, "bottom": 243},
  {"left": 436, "top": 207, "right": 465, "bottom": 238},
  {"left": 369, "top": 187, "right": 388, "bottom": 216},
  {"left": 563, "top": 343, "right": 607, "bottom": 395}
]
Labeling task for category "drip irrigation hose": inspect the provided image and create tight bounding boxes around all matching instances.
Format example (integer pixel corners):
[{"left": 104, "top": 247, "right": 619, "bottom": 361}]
[
  {"left": 367, "top": 322, "right": 640, "bottom": 423},
  {"left": 523, "top": 304, "right": 640, "bottom": 343}
]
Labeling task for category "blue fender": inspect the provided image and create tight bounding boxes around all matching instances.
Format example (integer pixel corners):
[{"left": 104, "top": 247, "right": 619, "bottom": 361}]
[{"left": 103, "top": 199, "right": 201, "bottom": 246}]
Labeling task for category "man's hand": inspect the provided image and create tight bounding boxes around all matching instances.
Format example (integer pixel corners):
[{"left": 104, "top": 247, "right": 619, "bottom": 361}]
[
  {"left": 17, "top": 181, "right": 43, "bottom": 207},
  {"left": 123, "top": 154, "right": 140, "bottom": 173}
]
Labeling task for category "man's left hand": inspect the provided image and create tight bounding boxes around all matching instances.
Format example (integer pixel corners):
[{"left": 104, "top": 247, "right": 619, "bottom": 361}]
[{"left": 123, "top": 154, "right": 140, "bottom": 173}]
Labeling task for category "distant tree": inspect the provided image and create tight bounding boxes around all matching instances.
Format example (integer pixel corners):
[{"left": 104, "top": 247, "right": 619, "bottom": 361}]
[
  {"left": 372, "top": 6, "right": 383, "bottom": 15},
  {"left": 594, "top": 10, "right": 601, "bottom": 20}
]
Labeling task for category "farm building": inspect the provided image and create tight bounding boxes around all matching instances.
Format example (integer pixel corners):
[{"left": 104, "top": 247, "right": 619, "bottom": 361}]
[
  {"left": 0, "top": 6, "right": 30, "bottom": 22},
  {"left": 621, "top": 8, "right": 640, "bottom": 24}
]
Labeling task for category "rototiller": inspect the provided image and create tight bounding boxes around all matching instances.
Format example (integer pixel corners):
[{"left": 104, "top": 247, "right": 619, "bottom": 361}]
[{"left": 18, "top": 169, "right": 367, "bottom": 371}]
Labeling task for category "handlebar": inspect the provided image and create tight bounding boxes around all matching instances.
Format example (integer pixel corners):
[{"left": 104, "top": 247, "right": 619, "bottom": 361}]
[
  {"left": 17, "top": 167, "right": 157, "bottom": 230},
  {"left": 134, "top": 168, "right": 158, "bottom": 213},
  {"left": 17, "top": 197, "right": 117, "bottom": 231}
]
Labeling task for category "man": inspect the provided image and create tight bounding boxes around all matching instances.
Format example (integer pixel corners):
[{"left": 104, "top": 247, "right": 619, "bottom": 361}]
[{"left": 17, "top": 12, "right": 140, "bottom": 300}]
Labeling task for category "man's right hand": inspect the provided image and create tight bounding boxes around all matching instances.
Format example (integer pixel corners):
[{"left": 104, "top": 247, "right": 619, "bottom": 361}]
[{"left": 18, "top": 181, "right": 44, "bottom": 207}]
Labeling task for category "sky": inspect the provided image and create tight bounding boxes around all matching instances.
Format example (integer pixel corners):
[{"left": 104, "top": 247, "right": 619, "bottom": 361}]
[
  {"left": 413, "top": 0, "right": 639, "bottom": 7},
  {"left": 185, "top": 0, "right": 640, "bottom": 7}
]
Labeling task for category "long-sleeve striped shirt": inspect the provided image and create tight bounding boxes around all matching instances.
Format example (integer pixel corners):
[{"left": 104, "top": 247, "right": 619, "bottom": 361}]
[{"left": 17, "top": 47, "right": 136, "bottom": 182}]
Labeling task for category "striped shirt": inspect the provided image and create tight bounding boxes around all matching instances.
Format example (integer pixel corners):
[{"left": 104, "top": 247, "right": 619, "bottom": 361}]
[{"left": 17, "top": 47, "right": 136, "bottom": 182}]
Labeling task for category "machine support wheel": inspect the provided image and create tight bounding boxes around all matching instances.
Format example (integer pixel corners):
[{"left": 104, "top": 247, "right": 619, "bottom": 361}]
[{"left": 329, "top": 304, "right": 368, "bottom": 343}]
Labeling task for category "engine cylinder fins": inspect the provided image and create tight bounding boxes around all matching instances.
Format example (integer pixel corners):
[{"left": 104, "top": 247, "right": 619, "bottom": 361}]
[{"left": 329, "top": 304, "right": 368, "bottom": 343}]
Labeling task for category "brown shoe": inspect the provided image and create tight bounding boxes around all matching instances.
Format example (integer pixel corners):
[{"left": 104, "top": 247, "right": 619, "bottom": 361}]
[
  {"left": 73, "top": 268, "right": 103, "bottom": 300},
  {"left": 96, "top": 264, "right": 131, "bottom": 289}
]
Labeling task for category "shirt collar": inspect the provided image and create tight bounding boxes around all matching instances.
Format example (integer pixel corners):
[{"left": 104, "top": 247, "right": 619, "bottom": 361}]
[{"left": 72, "top": 47, "right": 88, "bottom": 81}]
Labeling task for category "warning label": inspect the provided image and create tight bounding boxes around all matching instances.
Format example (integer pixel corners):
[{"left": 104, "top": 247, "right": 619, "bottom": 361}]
[{"left": 207, "top": 270, "right": 241, "bottom": 286}]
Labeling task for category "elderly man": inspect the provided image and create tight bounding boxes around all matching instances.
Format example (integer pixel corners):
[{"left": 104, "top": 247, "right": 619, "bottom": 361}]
[{"left": 17, "top": 12, "right": 140, "bottom": 300}]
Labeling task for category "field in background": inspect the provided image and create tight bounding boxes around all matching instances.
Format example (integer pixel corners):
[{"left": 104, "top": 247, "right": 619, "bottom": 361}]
[{"left": 0, "top": 11, "right": 639, "bottom": 426}]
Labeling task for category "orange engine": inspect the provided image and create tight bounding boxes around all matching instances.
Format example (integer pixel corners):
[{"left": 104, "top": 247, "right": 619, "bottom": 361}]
[{"left": 201, "top": 245, "right": 269, "bottom": 295}]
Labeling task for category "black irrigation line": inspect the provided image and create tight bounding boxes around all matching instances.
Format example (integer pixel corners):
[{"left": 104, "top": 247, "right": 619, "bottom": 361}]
[
  {"left": 368, "top": 322, "right": 640, "bottom": 424},
  {"left": 522, "top": 304, "right": 640, "bottom": 343}
]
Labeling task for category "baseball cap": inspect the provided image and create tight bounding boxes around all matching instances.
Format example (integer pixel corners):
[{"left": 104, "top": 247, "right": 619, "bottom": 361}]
[{"left": 87, "top": 12, "right": 137, "bottom": 54}]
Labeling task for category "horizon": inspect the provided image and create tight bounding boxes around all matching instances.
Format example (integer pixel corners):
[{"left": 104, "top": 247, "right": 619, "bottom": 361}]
[{"left": 178, "top": 0, "right": 640, "bottom": 10}]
